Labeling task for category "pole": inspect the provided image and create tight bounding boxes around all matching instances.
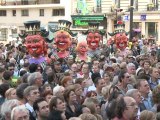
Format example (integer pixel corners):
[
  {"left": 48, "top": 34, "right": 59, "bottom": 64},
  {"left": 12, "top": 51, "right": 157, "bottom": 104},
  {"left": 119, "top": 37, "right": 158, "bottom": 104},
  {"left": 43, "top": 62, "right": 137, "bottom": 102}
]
[{"left": 129, "top": 0, "right": 134, "bottom": 42}]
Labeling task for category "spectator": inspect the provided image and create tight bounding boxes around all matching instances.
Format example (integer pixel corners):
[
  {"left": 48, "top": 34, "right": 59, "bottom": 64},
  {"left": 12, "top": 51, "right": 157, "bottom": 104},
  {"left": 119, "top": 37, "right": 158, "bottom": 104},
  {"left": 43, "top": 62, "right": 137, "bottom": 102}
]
[
  {"left": 140, "top": 110, "right": 156, "bottom": 120},
  {"left": 5, "top": 88, "right": 17, "bottom": 100},
  {"left": 33, "top": 98, "right": 49, "bottom": 120},
  {"left": 11, "top": 105, "right": 29, "bottom": 120}
]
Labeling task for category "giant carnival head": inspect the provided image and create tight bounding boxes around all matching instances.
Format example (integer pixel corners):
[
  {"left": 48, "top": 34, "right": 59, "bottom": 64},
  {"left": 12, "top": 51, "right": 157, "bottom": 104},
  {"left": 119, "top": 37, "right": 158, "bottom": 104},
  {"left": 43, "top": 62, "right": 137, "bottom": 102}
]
[
  {"left": 108, "top": 21, "right": 129, "bottom": 50},
  {"left": 82, "top": 22, "right": 105, "bottom": 50},
  {"left": 49, "top": 20, "right": 77, "bottom": 51},
  {"left": 75, "top": 36, "right": 88, "bottom": 55},
  {"left": 19, "top": 20, "right": 48, "bottom": 58}
]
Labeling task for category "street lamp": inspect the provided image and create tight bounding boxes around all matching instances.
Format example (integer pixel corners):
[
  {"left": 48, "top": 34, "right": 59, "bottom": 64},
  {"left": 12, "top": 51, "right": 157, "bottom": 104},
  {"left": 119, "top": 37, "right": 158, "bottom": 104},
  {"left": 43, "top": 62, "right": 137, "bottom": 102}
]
[{"left": 129, "top": 0, "right": 134, "bottom": 42}]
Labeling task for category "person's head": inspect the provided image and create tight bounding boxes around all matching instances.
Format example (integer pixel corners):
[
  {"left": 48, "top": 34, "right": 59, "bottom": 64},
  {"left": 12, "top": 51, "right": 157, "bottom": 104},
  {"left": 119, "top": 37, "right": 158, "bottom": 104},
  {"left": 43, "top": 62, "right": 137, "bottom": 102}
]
[
  {"left": 101, "top": 85, "right": 111, "bottom": 99},
  {"left": 103, "top": 73, "right": 111, "bottom": 84},
  {"left": 54, "top": 60, "right": 62, "bottom": 72},
  {"left": 48, "top": 109, "right": 66, "bottom": 120},
  {"left": 33, "top": 98, "right": 49, "bottom": 119},
  {"left": 143, "top": 60, "right": 151, "bottom": 70},
  {"left": 0, "top": 83, "right": 10, "bottom": 98},
  {"left": 140, "top": 110, "right": 156, "bottom": 120},
  {"left": 42, "top": 84, "right": 52, "bottom": 93},
  {"left": 93, "top": 77, "right": 106, "bottom": 90},
  {"left": 81, "top": 105, "right": 91, "bottom": 114},
  {"left": 92, "top": 65, "right": 100, "bottom": 73},
  {"left": 7, "top": 63, "right": 15, "bottom": 76},
  {"left": 64, "top": 88, "right": 77, "bottom": 104},
  {"left": 116, "top": 96, "right": 138, "bottom": 120},
  {"left": 136, "top": 68, "right": 145, "bottom": 77},
  {"left": 49, "top": 96, "right": 66, "bottom": 112},
  {"left": 81, "top": 63, "right": 90, "bottom": 74},
  {"left": 70, "top": 63, "right": 78, "bottom": 72},
  {"left": 126, "top": 89, "right": 142, "bottom": 105},
  {"left": 127, "top": 63, "right": 136, "bottom": 75},
  {"left": 5, "top": 88, "right": 17, "bottom": 100},
  {"left": 150, "top": 67, "right": 159, "bottom": 79},
  {"left": 2, "top": 70, "right": 12, "bottom": 83},
  {"left": 108, "top": 85, "right": 123, "bottom": 102},
  {"left": 53, "top": 85, "right": 65, "bottom": 97},
  {"left": 1, "top": 99, "right": 20, "bottom": 120},
  {"left": 83, "top": 97, "right": 100, "bottom": 114},
  {"left": 29, "top": 63, "right": 38, "bottom": 73},
  {"left": 92, "top": 59, "right": 100, "bottom": 66},
  {"left": 16, "top": 83, "right": 29, "bottom": 101},
  {"left": 11, "top": 105, "right": 29, "bottom": 120},
  {"left": 136, "top": 79, "right": 150, "bottom": 96},
  {"left": 79, "top": 113, "right": 97, "bottom": 120},
  {"left": 23, "top": 86, "right": 40, "bottom": 104},
  {"left": 41, "top": 91, "right": 53, "bottom": 103},
  {"left": 86, "top": 91, "right": 97, "bottom": 99},
  {"left": 73, "top": 84, "right": 83, "bottom": 96},
  {"left": 61, "top": 76, "right": 73, "bottom": 87},
  {"left": 118, "top": 70, "right": 131, "bottom": 85},
  {"left": 152, "top": 85, "right": 160, "bottom": 104},
  {"left": 44, "top": 65, "right": 53, "bottom": 75},
  {"left": 27, "top": 72, "right": 43, "bottom": 87}
]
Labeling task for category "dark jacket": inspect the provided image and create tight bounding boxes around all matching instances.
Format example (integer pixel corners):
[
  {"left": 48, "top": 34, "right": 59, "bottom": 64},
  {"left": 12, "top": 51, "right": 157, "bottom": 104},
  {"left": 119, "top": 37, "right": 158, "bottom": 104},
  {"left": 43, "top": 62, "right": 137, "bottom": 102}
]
[{"left": 65, "top": 103, "right": 82, "bottom": 119}]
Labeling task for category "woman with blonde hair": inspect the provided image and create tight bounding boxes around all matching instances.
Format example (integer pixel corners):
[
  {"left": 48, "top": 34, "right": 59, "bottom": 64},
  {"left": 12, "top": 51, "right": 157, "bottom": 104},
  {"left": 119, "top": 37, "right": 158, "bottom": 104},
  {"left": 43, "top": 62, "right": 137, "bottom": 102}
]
[
  {"left": 140, "top": 110, "right": 156, "bottom": 120},
  {"left": 5, "top": 88, "right": 17, "bottom": 100}
]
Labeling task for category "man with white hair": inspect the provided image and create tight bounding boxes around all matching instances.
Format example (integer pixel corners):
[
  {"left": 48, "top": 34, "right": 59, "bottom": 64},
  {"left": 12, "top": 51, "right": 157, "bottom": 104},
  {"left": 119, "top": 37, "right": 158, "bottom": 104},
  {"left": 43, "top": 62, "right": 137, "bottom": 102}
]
[
  {"left": 11, "top": 105, "right": 29, "bottom": 120},
  {"left": 53, "top": 85, "right": 65, "bottom": 97},
  {"left": 126, "top": 89, "right": 143, "bottom": 119},
  {"left": 127, "top": 63, "right": 136, "bottom": 75},
  {"left": 1, "top": 99, "right": 20, "bottom": 120}
]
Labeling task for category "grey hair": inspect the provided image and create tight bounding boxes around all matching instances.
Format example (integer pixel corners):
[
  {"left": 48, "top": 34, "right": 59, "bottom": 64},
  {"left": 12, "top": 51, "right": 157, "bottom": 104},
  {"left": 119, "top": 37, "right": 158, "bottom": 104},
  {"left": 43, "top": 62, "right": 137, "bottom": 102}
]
[
  {"left": 1, "top": 99, "right": 20, "bottom": 118},
  {"left": 27, "top": 72, "right": 42, "bottom": 86},
  {"left": 126, "top": 63, "right": 135, "bottom": 70},
  {"left": 126, "top": 89, "right": 138, "bottom": 98},
  {"left": 11, "top": 105, "right": 29, "bottom": 120},
  {"left": 53, "top": 85, "right": 64, "bottom": 96},
  {"left": 23, "top": 85, "right": 38, "bottom": 97}
]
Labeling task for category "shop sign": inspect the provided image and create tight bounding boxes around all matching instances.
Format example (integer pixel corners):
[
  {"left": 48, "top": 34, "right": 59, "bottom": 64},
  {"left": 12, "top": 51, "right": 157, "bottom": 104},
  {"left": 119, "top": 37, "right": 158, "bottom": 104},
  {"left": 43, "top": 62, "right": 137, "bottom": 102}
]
[{"left": 71, "top": 15, "right": 104, "bottom": 27}]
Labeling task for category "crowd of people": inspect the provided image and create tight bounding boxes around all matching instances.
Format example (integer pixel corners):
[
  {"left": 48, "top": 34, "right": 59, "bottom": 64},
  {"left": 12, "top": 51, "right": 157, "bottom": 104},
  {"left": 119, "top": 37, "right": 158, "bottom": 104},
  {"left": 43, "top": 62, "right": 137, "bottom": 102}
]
[{"left": 0, "top": 19, "right": 160, "bottom": 120}]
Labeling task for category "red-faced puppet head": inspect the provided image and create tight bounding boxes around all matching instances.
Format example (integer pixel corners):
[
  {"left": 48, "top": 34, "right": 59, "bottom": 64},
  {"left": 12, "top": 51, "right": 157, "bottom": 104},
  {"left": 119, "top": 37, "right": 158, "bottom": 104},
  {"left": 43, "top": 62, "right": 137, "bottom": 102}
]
[
  {"left": 83, "top": 22, "right": 105, "bottom": 50},
  {"left": 108, "top": 21, "right": 129, "bottom": 50},
  {"left": 19, "top": 20, "right": 48, "bottom": 58},
  {"left": 25, "top": 34, "right": 47, "bottom": 57},
  {"left": 115, "top": 33, "right": 128, "bottom": 50},
  {"left": 49, "top": 20, "right": 77, "bottom": 52},
  {"left": 55, "top": 30, "right": 71, "bottom": 51}
]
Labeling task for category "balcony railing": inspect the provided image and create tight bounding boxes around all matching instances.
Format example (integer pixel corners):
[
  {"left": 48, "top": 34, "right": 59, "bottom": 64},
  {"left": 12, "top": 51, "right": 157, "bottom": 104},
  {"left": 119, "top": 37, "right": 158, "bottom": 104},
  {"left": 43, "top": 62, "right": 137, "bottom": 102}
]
[
  {"left": 0, "top": 0, "right": 60, "bottom": 6},
  {"left": 93, "top": 7, "right": 102, "bottom": 13},
  {"left": 147, "top": 4, "right": 158, "bottom": 11}
]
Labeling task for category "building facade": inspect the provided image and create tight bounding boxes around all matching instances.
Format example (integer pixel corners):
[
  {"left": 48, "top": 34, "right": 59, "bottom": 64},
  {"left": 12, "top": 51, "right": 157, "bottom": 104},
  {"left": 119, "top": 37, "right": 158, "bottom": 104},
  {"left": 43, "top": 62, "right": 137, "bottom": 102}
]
[
  {"left": 0, "top": 0, "right": 160, "bottom": 43},
  {"left": 0, "top": 0, "right": 72, "bottom": 43}
]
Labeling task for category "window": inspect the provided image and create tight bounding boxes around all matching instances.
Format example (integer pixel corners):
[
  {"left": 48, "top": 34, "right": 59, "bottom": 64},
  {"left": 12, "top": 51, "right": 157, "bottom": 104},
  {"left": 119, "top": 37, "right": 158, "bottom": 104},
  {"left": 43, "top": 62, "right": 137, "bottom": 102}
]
[
  {"left": 133, "top": 0, "right": 138, "bottom": 11},
  {"left": 0, "top": 28, "right": 7, "bottom": 41},
  {"left": 52, "top": 0, "right": 60, "bottom": 3},
  {"left": 12, "top": 10, "right": 16, "bottom": 16},
  {"left": 0, "top": 10, "right": 6, "bottom": 16},
  {"left": 52, "top": 9, "right": 65, "bottom": 16},
  {"left": 21, "top": 0, "right": 28, "bottom": 5},
  {"left": 112, "top": 0, "right": 120, "bottom": 8},
  {"left": 39, "top": 9, "right": 44, "bottom": 16},
  {"left": 21, "top": 9, "right": 29, "bottom": 16}
]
